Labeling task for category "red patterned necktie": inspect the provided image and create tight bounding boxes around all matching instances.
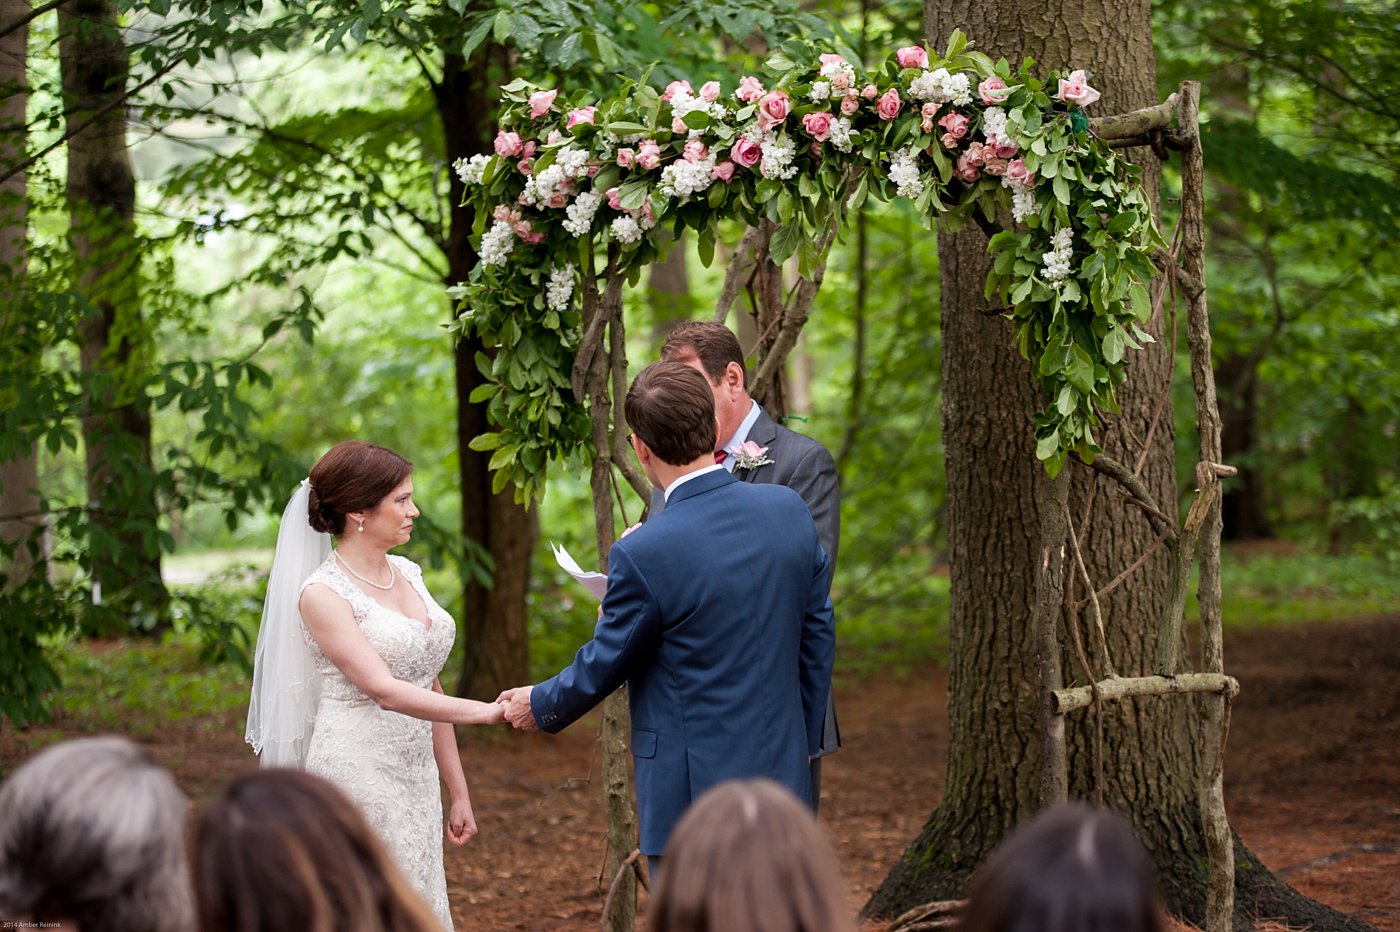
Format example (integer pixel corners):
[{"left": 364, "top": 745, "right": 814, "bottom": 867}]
[{"left": 714, "top": 450, "right": 727, "bottom": 464}]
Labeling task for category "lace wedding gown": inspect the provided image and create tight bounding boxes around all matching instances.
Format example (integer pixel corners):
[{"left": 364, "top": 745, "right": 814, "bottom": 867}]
[{"left": 300, "top": 554, "right": 457, "bottom": 930}]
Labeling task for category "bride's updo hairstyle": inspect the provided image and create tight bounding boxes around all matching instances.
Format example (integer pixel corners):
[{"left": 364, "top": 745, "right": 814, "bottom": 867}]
[{"left": 307, "top": 441, "right": 413, "bottom": 537}]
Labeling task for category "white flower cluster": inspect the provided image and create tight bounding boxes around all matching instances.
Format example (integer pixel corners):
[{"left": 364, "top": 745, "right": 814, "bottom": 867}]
[
  {"left": 829, "top": 116, "right": 855, "bottom": 153},
  {"left": 454, "top": 154, "right": 491, "bottom": 185},
  {"left": 810, "top": 81, "right": 833, "bottom": 101},
  {"left": 545, "top": 265, "right": 574, "bottom": 312},
  {"left": 888, "top": 147, "right": 925, "bottom": 199},
  {"left": 981, "top": 107, "right": 1016, "bottom": 149},
  {"left": 1041, "top": 227, "right": 1075, "bottom": 282},
  {"left": 522, "top": 145, "right": 590, "bottom": 208},
  {"left": 1009, "top": 187, "right": 1037, "bottom": 223},
  {"left": 555, "top": 145, "right": 590, "bottom": 178},
  {"left": 908, "top": 67, "right": 973, "bottom": 106},
  {"left": 760, "top": 134, "right": 799, "bottom": 180},
  {"left": 611, "top": 216, "right": 644, "bottom": 244},
  {"left": 818, "top": 56, "right": 858, "bottom": 90},
  {"left": 480, "top": 219, "right": 516, "bottom": 266},
  {"left": 659, "top": 154, "right": 718, "bottom": 200},
  {"left": 670, "top": 87, "right": 727, "bottom": 129},
  {"left": 563, "top": 190, "right": 604, "bottom": 237}
]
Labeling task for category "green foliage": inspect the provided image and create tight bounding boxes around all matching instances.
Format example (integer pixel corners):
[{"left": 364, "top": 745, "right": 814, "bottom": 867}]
[
  {"left": 1190, "top": 547, "right": 1400, "bottom": 627},
  {"left": 459, "top": 34, "right": 1163, "bottom": 497}
]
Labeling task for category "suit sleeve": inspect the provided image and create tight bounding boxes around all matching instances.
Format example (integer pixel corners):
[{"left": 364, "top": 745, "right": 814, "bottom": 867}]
[
  {"left": 787, "top": 443, "right": 841, "bottom": 577},
  {"left": 799, "top": 541, "right": 836, "bottom": 758},
  {"left": 531, "top": 543, "right": 661, "bottom": 733}
]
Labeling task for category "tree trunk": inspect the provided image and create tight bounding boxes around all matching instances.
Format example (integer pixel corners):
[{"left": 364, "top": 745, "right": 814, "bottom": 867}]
[
  {"left": 865, "top": 4, "right": 1371, "bottom": 930},
  {"left": 648, "top": 234, "right": 691, "bottom": 344},
  {"left": 0, "top": 0, "right": 43, "bottom": 586},
  {"left": 436, "top": 49, "right": 537, "bottom": 700},
  {"left": 60, "top": 0, "right": 167, "bottom": 630},
  {"left": 1217, "top": 352, "right": 1271, "bottom": 540}
]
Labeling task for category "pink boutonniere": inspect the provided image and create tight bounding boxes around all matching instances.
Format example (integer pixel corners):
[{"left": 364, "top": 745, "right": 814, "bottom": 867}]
[{"left": 730, "top": 440, "right": 775, "bottom": 471}]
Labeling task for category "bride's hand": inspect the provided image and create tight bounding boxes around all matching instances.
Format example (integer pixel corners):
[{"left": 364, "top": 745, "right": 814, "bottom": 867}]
[{"left": 446, "top": 797, "right": 478, "bottom": 846}]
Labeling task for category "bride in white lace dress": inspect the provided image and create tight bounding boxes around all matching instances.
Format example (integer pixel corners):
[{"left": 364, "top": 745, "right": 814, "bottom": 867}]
[{"left": 246, "top": 441, "right": 504, "bottom": 931}]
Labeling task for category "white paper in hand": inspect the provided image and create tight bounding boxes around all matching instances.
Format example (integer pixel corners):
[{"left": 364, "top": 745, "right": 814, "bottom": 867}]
[{"left": 551, "top": 542, "right": 608, "bottom": 601}]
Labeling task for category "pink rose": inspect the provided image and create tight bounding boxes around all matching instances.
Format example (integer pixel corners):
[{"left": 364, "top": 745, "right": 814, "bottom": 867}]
[
  {"left": 510, "top": 218, "right": 531, "bottom": 236},
  {"left": 978, "top": 76, "right": 1010, "bottom": 105},
  {"left": 983, "top": 157, "right": 1008, "bottom": 177},
  {"left": 517, "top": 159, "right": 533, "bottom": 175},
  {"left": 637, "top": 139, "right": 663, "bottom": 171},
  {"left": 672, "top": 116, "right": 689, "bottom": 135},
  {"left": 877, "top": 87, "right": 902, "bottom": 121},
  {"left": 493, "top": 205, "right": 520, "bottom": 223},
  {"left": 735, "top": 440, "right": 769, "bottom": 460},
  {"left": 756, "top": 90, "right": 791, "bottom": 130},
  {"left": 566, "top": 106, "right": 597, "bottom": 128},
  {"left": 802, "top": 111, "right": 833, "bottom": 142},
  {"left": 840, "top": 91, "right": 860, "bottom": 115},
  {"left": 940, "top": 134, "right": 958, "bottom": 149},
  {"left": 528, "top": 89, "right": 558, "bottom": 119},
  {"left": 683, "top": 138, "right": 709, "bottom": 161},
  {"left": 819, "top": 53, "right": 847, "bottom": 68},
  {"left": 521, "top": 232, "right": 545, "bottom": 245},
  {"left": 616, "top": 148, "right": 636, "bottom": 168},
  {"left": 546, "top": 130, "right": 563, "bottom": 145},
  {"left": 1056, "top": 69, "right": 1101, "bottom": 108},
  {"left": 662, "top": 79, "right": 693, "bottom": 102},
  {"left": 831, "top": 72, "right": 852, "bottom": 90},
  {"left": 938, "top": 112, "right": 969, "bottom": 140},
  {"left": 735, "top": 76, "right": 765, "bottom": 103},
  {"left": 546, "top": 192, "right": 568, "bottom": 209},
  {"left": 992, "top": 139, "right": 1019, "bottom": 158},
  {"left": 731, "top": 135, "right": 762, "bottom": 168},
  {"left": 606, "top": 187, "right": 623, "bottom": 210},
  {"left": 586, "top": 165, "right": 600, "bottom": 177},
  {"left": 1005, "top": 158, "right": 1035, "bottom": 188},
  {"left": 712, "top": 160, "right": 736, "bottom": 183},
  {"left": 896, "top": 46, "right": 929, "bottom": 69},
  {"left": 521, "top": 141, "right": 538, "bottom": 159},
  {"left": 700, "top": 81, "right": 722, "bottom": 102},
  {"left": 955, "top": 153, "right": 981, "bottom": 183},
  {"left": 963, "top": 141, "right": 989, "bottom": 166},
  {"left": 861, "top": 83, "right": 879, "bottom": 99},
  {"left": 494, "top": 130, "right": 523, "bottom": 158}
]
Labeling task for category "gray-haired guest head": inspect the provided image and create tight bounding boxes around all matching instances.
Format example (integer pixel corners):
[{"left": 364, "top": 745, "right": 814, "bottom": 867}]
[{"left": 0, "top": 735, "right": 194, "bottom": 932}]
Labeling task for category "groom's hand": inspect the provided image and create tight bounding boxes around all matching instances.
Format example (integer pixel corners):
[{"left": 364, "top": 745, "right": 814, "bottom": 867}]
[{"left": 495, "top": 686, "right": 539, "bottom": 731}]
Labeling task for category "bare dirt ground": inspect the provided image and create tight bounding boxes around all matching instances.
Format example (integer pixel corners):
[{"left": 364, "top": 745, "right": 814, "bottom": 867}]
[{"left": 5, "top": 615, "right": 1397, "bottom": 931}]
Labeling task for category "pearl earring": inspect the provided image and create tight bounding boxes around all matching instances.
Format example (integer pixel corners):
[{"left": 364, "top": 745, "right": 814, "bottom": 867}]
[{"left": 357, "top": 521, "right": 364, "bottom": 532}]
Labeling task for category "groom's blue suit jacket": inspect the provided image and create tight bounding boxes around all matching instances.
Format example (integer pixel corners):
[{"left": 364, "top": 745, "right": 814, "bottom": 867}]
[{"left": 531, "top": 468, "right": 835, "bottom": 855}]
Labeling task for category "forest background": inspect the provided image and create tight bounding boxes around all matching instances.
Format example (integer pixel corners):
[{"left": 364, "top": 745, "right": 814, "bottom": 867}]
[{"left": 0, "top": 2, "right": 1398, "bottom": 924}]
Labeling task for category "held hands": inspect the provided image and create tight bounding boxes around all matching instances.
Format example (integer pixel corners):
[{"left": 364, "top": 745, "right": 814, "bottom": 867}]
[{"left": 495, "top": 686, "right": 539, "bottom": 731}]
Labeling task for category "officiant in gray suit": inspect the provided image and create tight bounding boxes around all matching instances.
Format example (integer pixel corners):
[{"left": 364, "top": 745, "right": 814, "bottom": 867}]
[{"left": 651, "top": 320, "right": 841, "bottom": 808}]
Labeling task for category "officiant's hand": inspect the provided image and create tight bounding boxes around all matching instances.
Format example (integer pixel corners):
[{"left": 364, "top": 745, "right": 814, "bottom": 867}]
[{"left": 496, "top": 686, "right": 538, "bottom": 731}]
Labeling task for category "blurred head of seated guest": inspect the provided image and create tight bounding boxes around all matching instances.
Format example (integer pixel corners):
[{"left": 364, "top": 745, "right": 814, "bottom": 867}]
[
  {"left": 647, "top": 778, "right": 856, "bottom": 932},
  {"left": 195, "top": 768, "right": 443, "bottom": 932},
  {"left": 957, "top": 801, "right": 1168, "bottom": 932},
  {"left": 0, "top": 735, "right": 193, "bottom": 932}
]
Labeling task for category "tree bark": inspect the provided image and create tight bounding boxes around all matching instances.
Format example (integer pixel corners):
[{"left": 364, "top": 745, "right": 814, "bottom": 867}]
[
  {"left": 436, "top": 48, "right": 537, "bottom": 700},
  {"left": 60, "top": 0, "right": 167, "bottom": 629},
  {"left": 865, "top": 5, "right": 1372, "bottom": 931},
  {"left": 0, "top": 0, "right": 43, "bottom": 586}
]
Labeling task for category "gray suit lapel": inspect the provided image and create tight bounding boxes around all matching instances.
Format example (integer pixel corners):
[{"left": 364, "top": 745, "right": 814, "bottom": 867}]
[{"left": 737, "top": 409, "right": 781, "bottom": 484}]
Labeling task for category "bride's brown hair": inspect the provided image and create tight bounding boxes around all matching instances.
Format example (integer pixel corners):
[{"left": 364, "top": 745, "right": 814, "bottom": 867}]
[
  {"left": 194, "top": 769, "right": 441, "bottom": 932},
  {"left": 306, "top": 441, "right": 412, "bottom": 536}
]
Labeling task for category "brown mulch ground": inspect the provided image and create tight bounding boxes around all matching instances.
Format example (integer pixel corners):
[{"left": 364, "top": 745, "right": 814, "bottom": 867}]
[{"left": 5, "top": 615, "right": 1397, "bottom": 931}]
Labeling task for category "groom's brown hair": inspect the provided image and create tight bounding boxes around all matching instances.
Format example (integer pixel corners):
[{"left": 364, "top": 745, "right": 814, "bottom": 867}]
[
  {"left": 660, "top": 320, "right": 747, "bottom": 387},
  {"left": 626, "top": 362, "right": 716, "bottom": 466}
]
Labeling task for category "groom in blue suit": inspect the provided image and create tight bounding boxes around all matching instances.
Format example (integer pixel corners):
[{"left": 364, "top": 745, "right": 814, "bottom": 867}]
[{"left": 497, "top": 362, "right": 835, "bottom": 860}]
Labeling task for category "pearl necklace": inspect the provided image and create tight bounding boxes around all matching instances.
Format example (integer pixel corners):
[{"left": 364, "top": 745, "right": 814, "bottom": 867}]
[{"left": 335, "top": 551, "right": 396, "bottom": 591}]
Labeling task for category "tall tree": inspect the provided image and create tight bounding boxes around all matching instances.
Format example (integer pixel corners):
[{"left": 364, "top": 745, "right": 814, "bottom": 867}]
[
  {"left": 0, "top": 0, "right": 43, "bottom": 585},
  {"left": 865, "top": 2, "right": 1370, "bottom": 929},
  {"left": 60, "top": 0, "right": 168, "bottom": 629}
]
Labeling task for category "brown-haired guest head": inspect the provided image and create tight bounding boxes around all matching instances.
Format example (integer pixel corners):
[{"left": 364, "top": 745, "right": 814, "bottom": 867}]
[
  {"left": 624, "top": 362, "right": 717, "bottom": 467},
  {"left": 195, "top": 769, "right": 441, "bottom": 932},
  {"left": 660, "top": 320, "right": 747, "bottom": 387},
  {"left": 306, "top": 441, "right": 413, "bottom": 536},
  {"left": 648, "top": 779, "right": 855, "bottom": 932},
  {"left": 956, "top": 802, "right": 1167, "bottom": 932}
]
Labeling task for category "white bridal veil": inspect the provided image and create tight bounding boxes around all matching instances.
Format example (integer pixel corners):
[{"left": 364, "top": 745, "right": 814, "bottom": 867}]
[{"left": 245, "top": 479, "right": 331, "bottom": 767}]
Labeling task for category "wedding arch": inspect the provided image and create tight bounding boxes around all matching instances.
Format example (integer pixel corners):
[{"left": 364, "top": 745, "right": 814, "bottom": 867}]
[{"left": 452, "top": 31, "right": 1237, "bottom": 932}]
